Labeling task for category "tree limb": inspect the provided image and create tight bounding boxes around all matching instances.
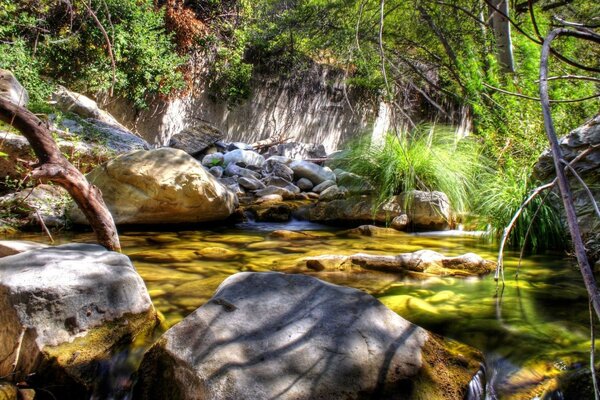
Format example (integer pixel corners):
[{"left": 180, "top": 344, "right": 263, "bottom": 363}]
[
  {"left": 540, "top": 27, "right": 600, "bottom": 321},
  {"left": 0, "top": 98, "right": 120, "bottom": 251}
]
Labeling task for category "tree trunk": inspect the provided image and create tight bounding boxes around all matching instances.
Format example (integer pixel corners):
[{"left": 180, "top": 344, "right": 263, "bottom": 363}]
[
  {"left": 0, "top": 98, "right": 121, "bottom": 252},
  {"left": 488, "top": 0, "right": 515, "bottom": 72}
]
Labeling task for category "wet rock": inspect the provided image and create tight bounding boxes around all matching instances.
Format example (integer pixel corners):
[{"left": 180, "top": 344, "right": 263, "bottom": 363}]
[
  {"left": 224, "top": 163, "right": 261, "bottom": 180},
  {"left": 201, "top": 152, "right": 224, "bottom": 167},
  {"left": 290, "top": 160, "right": 336, "bottom": 185},
  {"left": 169, "top": 122, "right": 223, "bottom": 156},
  {"left": 255, "top": 185, "right": 295, "bottom": 199},
  {"left": 296, "top": 178, "right": 314, "bottom": 191},
  {"left": 0, "top": 69, "right": 28, "bottom": 106},
  {"left": 0, "top": 244, "right": 157, "bottom": 397},
  {"left": 0, "top": 184, "right": 70, "bottom": 228},
  {"left": 341, "top": 225, "right": 405, "bottom": 237},
  {"left": 135, "top": 272, "right": 482, "bottom": 400},
  {"left": 195, "top": 247, "right": 238, "bottom": 260},
  {"left": 223, "top": 149, "right": 265, "bottom": 168},
  {"left": 319, "top": 185, "right": 348, "bottom": 201},
  {"left": 0, "top": 240, "right": 49, "bottom": 258},
  {"left": 238, "top": 176, "right": 265, "bottom": 191},
  {"left": 312, "top": 179, "right": 336, "bottom": 193},
  {"left": 303, "top": 250, "right": 495, "bottom": 277},
  {"left": 67, "top": 148, "right": 237, "bottom": 225},
  {"left": 267, "top": 230, "right": 317, "bottom": 240},
  {"left": 255, "top": 194, "right": 284, "bottom": 203}
]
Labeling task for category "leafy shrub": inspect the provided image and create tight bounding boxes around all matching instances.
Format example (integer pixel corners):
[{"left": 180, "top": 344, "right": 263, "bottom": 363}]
[{"left": 335, "top": 125, "right": 487, "bottom": 213}]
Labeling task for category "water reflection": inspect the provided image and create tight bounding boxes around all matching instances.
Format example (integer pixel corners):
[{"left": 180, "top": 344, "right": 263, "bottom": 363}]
[{"left": 5, "top": 223, "right": 593, "bottom": 398}]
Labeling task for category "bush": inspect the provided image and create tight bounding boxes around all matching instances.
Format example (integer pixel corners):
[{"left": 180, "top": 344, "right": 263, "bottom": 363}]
[
  {"left": 473, "top": 164, "right": 565, "bottom": 251},
  {"left": 335, "top": 125, "right": 487, "bottom": 213}
]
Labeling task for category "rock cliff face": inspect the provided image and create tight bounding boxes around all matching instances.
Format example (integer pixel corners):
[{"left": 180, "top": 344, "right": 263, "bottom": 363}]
[{"left": 102, "top": 64, "right": 380, "bottom": 153}]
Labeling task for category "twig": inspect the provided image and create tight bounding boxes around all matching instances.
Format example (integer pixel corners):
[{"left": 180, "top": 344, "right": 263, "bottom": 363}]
[
  {"left": 11, "top": 326, "right": 26, "bottom": 373},
  {"left": 34, "top": 210, "right": 54, "bottom": 244},
  {"left": 483, "top": 82, "right": 600, "bottom": 103},
  {"left": 535, "top": 75, "right": 600, "bottom": 84}
]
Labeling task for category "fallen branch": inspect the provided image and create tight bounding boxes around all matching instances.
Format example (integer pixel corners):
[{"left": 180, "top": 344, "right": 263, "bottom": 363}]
[{"left": 0, "top": 98, "right": 120, "bottom": 251}]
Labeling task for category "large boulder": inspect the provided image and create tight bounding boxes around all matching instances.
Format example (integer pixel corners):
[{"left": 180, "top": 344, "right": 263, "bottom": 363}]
[
  {"left": 534, "top": 114, "right": 600, "bottom": 263},
  {"left": 68, "top": 148, "right": 237, "bottom": 225},
  {"left": 0, "top": 69, "right": 28, "bottom": 107},
  {"left": 397, "top": 190, "right": 452, "bottom": 230},
  {"left": 135, "top": 272, "right": 482, "bottom": 400},
  {"left": 303, "top": 250, "right": 496, "bottom": 277},
  {"left": 52, "top": 86, "right": 125, "bottom": 129},
  {"left": 290, "top": 160, "right": 336, "bottom": 185},
  {"left": 169, "top": 122, "right": 224, "bottom": 156},
  {"left": 0, "top": 244, "right": 157, "bottom": 397}
]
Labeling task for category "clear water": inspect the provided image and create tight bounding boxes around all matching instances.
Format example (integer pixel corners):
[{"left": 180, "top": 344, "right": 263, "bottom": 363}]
[{"left": 5, "top": 221, "right": 594, "bottom": 398}]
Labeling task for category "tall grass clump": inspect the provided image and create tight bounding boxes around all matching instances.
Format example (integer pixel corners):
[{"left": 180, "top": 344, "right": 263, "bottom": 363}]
[
  {"left": 336, "top": 124, "right": 487, "bottom": 214},
  {"left": 474, "top": 165, "right": 565, "bottom": 251}
]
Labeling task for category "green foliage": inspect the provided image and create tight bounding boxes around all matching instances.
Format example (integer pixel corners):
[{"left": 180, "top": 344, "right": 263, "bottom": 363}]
[
  {"left": 0, "top": 0, "right": 186, "bottom": 109},
  {"left": 336, "top": 125, "right": 487, "bottom": 213},
  {"left": 474, "top": 165, "right": 565, "bottom": 251}
]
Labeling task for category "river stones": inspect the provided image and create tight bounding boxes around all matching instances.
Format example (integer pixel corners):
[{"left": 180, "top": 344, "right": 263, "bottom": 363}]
[
  {"left": 134, "top": 272, "right": 482, "bottom": 400},
  {"left": 303, "top": 250, "right": 495, "bottom": 277},
  {"left": 67, "top": 148, "right": 237, "bottom": 225},
  {"left": 340, "top": 225, "right": 406, "bottom": 237},
  {"left": 223, "top": 149, "right": 265, "bottom": 168},
  {"left": 289, "top": 160, "right": 336, "bottom": 185},
  {"left": 0, "top": 244, "right": 157, "bottom": 397}
]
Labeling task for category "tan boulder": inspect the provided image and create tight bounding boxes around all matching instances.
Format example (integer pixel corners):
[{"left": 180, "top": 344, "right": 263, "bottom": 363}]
[{"left": 68, "top": 148, "right": 237, "bottom": 225}]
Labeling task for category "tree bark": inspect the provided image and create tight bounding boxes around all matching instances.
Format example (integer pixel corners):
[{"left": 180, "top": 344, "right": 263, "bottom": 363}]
[
  {"left": 488, "top": 0, "right": 515, "bottom": 72},
  {"left": 0, "top": 98, "right": 121, "bottom": 252}
]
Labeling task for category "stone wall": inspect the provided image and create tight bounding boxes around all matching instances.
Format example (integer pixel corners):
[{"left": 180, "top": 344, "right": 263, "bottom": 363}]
[{"left": 101, "top": 63, "right": 379, "bottom": 153}]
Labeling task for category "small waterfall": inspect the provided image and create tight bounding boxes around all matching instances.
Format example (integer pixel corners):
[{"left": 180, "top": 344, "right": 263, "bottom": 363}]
[{"left": 466, "top": 363, "right": 487, "bottom": 400}]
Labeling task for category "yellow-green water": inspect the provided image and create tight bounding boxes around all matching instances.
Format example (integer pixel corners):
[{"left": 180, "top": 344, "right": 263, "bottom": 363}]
[{"left": 5, "top": 220, "right": 594, "bottom": 397}]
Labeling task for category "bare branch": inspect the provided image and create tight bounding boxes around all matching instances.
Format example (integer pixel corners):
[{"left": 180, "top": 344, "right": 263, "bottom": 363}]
[
  {"left": 482, "top": 82, "right": 600, "bottom": 103},
  {"left": 82, "top": 0, "right": 116, "bottom": 96}
]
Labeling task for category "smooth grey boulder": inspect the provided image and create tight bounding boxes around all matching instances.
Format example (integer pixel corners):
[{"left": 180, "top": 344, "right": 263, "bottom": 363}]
[
  {"left": 0, "top": 244, "right": 157, "bottom": 391},
  {"left": 68, "top": 148, "right": 237, "bottom": 225},
  {"left": 169, "top": 122, "right": 223, "bottom": 156},
  {"left": 83, "top": 119, "right": 150, "bottom": 153},
  {"left": 223, "top": 149, "right": 265, "bottom": 168},
  {"left": 290, "top": 160, "right": 336, "bottom": 185},
  {"left": 135, "top": 272, "right": 482, "bottom": 400},
  {"left": 312, "top": 179, "right": 336, "bottom": 193},
  {"left": 336, "top": 171, "right": 375, "bottom": 194},
  {"left": 238, "top": 176, "right": 265, "bottom": 191},
  {"left": 262, "top": 175, "right": 294, "bottom": 189},
  {"left": 224, "top": 163, "right": 261, "bottom": 180},
  {"left": 265, "top": 155, "right": 292, "bottom": 165},
  {"left": 0, "top": 69, "right": 28, "bottom": 106},
  {"left": 297, "top": 178, "right": 314, "bottom": 191}
]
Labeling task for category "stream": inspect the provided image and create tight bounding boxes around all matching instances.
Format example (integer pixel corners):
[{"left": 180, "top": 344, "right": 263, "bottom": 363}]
[{"left": 6, "top": 220, "right": 594, "bottom": 398}]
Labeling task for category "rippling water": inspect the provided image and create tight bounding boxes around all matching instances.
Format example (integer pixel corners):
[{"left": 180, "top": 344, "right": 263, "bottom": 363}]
[{"left": 6, "top": 221, "right": 593, "bottom": 398}]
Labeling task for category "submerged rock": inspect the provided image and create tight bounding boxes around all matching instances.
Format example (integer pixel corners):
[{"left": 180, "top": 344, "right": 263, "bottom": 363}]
[
  {"left": 68, "top": 148, "right": 237, "bottom": 225},
  {"left": 341, "top": 224, "right": 406, "bottom": 237},
  {"left": 304, "top": 250, "right": 495, "bottom": 277},
  {"left": 0, "top": 244, "right": 157, "bottom": 397},
  {"left": 135, "top": 272, "right": 482, "bottom": 400}
]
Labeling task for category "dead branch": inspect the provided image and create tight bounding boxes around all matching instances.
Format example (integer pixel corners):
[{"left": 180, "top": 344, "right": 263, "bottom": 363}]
[
  {"left": 482, "top": 82, "right": 600, "bottom": 103},
  {"left": 0, "top": 98, "right": 120, "bottom": 251},
  {"left": 561, "top": 160, "right": 600, "bottom": 221},
  {"left": 540, "top": 27, "right": 600, "bottom": 321}
]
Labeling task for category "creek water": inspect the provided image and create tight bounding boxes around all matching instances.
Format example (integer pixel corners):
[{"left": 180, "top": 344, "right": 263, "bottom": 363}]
[{"left": 7, "top": 220, "right": 594, "bottom": 398}]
